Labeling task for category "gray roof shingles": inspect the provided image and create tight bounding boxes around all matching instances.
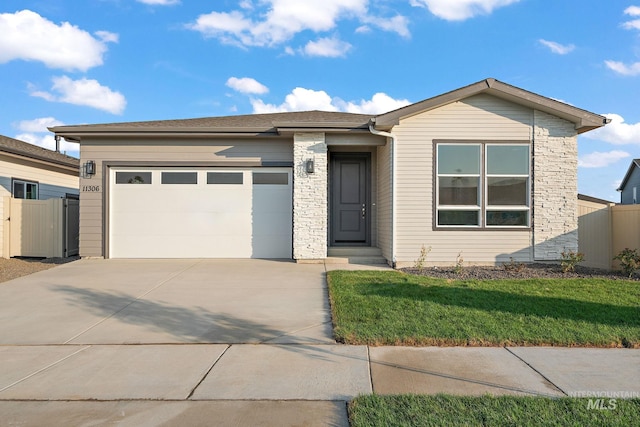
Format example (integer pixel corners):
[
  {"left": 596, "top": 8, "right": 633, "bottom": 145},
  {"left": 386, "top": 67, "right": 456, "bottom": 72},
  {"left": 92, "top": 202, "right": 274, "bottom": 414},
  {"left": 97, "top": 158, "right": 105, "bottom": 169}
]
[{"left": 51, "top": 111, "right": 375, "bottom": 132}]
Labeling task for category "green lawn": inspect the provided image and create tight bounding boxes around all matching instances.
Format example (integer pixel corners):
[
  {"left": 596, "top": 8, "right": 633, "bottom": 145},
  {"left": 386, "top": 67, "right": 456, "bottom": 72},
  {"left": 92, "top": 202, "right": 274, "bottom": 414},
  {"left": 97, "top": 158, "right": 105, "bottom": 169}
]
[
  {"left": 327, "top": 270, "right": 640, "bottom": 347},
  {"left": 349, "top": 395, "right": 640, "bottom": 427}
]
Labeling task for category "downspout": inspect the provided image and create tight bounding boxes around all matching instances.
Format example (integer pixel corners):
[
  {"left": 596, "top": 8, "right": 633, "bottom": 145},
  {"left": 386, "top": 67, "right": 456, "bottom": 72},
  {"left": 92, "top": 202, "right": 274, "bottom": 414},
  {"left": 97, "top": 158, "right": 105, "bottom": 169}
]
[
  {"left": 54, "top": 135, "right": 61, "bottom": 153},
  {"left": 369, "top": 119, "right": 397, "bottom": 268}
]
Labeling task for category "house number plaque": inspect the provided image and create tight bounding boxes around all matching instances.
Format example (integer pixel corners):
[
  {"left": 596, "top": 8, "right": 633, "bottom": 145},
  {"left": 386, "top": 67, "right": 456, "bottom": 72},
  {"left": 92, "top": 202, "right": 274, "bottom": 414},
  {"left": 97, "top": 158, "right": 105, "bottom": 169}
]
[{"left": 82, "top": 185, "right": 101, "bottom": 192}]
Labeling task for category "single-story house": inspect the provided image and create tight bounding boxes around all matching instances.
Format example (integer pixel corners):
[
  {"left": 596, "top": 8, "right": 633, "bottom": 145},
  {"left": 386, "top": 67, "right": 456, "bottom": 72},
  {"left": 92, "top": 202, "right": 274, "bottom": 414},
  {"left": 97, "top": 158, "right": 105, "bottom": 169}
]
[
  {"left": 617, "top": 159, "right": 640, "bottom": 205},
  {"left": 0, "top": 135, "right": 80, "bottom": 258},
  {"left": 49, "top": 78, "right": 607, "bottom": 266}
]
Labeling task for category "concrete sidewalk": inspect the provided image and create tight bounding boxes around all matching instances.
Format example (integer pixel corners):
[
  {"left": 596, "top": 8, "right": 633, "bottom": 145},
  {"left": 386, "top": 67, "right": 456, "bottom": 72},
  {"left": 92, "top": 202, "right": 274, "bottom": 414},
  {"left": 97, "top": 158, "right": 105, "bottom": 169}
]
[{"left": 1, "top": 344, "right": 638, "bottom": 426}]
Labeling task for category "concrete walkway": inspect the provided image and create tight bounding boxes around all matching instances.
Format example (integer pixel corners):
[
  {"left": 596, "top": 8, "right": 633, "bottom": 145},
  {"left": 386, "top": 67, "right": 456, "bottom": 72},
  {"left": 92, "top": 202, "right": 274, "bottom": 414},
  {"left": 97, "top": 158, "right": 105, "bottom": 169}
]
[{"left": 0, "top": 260, "right": 638, "bottom": 426}]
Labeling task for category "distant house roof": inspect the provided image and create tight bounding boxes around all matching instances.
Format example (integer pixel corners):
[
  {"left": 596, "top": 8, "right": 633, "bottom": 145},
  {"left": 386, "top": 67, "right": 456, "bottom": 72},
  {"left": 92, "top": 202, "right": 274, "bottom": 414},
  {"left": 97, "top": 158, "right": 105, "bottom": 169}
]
[
  {"left": 578, "top": 194, "right": 615, "bottom": 205},
  {"left": 617, "top": 159, "right": 640, "bottom": 192},
  {"left": 49, "top": 78, "right": 608, "bottom": 140},
  {"left": 0, "top": 134, "right": 79, "bottom": 170}
]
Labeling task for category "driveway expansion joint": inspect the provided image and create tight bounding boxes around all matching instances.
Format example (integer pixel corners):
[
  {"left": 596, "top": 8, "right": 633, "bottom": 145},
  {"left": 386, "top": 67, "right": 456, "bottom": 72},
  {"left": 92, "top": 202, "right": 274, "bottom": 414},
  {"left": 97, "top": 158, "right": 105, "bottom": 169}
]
[
  {"left": 186, "top": 344, "right": 231, "bottom": 400},
  {"left": 0, "top": 346, "right": 92, "bottom": 394}
]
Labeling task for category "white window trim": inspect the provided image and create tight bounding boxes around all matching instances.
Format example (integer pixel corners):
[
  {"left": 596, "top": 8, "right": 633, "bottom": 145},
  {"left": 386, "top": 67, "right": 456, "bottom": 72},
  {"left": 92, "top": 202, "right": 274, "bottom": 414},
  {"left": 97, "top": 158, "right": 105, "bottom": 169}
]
[{"left": 436, "top": 142, "right": 531, "bottom": 229}]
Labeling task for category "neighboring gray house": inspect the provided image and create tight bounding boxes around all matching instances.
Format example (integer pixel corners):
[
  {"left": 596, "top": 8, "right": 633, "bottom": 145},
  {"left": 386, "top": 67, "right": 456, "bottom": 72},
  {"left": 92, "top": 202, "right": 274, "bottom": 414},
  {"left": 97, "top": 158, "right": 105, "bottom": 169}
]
[
  {"left": 0, "top": 135, "right": 80, "bottom": 258},
  {"left": 617, "top": 159, "right": 640, "bottom": 204},
  {"left": 49, "top": 78, "right": 607, "bottom": 267}
]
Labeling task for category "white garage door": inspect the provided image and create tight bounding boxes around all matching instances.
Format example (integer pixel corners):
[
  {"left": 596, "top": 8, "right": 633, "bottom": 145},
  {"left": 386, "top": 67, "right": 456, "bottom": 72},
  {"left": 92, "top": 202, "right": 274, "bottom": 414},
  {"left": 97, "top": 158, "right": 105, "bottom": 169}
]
[{"left": 109, "top": 167, "right": 292, "bottom": 258}]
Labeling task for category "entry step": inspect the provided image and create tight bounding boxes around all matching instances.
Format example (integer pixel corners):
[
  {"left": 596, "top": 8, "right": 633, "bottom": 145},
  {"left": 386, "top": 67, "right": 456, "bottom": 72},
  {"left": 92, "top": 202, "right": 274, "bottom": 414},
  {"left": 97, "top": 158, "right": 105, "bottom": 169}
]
[{"left": 327, "top": 247, "right": 383, "bottom": 257}]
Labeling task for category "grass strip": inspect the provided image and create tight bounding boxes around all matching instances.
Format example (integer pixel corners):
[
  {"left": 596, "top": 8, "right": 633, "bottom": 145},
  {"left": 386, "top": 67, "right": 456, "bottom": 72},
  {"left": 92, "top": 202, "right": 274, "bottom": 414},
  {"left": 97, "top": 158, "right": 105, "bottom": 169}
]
[
  {"left": 349, "top": 394, "right": 640, "bottom": 427},
  {"left": 328, "top": 270, "right": 640, "bottom": 347}
]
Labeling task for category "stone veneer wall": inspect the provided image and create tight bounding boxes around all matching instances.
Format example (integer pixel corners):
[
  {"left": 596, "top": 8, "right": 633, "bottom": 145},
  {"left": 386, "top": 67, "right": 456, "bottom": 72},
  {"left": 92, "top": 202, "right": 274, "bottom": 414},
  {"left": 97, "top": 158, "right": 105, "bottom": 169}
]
[
  {"left": 293, "top": 133, "right": 327, "bottom": 260},
  {"left": 533, "top": 110, "right": 578, "bottom": 260}
]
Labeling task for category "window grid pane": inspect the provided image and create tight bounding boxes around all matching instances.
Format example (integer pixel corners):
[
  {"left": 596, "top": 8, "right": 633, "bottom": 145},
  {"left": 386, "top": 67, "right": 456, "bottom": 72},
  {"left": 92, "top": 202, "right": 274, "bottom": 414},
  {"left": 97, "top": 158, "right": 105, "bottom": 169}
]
[
  {"left": 487, "top": 145, "right": 529, "bottom": 175},
  {"left": 161, "top": 172, "right": 198, "bottom": 184},
  {"left": 438, "top": 210, "right": 480, "bottom": 226},
  {"left": 207, "top": 172, "right": 243, "bottom": 185},
  {"left": 487, "top": 210, "right": 529, "bottom": 227},
  {"left": 487, "top": 177, "right": 528, "bottom": 206},
  {"left": 26, "top": 183, "right": 38, "bottom": 199},
  {"left": 13, "top": 182, "right": 24, "bottom": 199},
  {"left": 437, "top": 144, "right": 481, "bottom": 174},
  {"left": 438, "top": 177, "right": 479, "bottom": 206},
  {"left": 253, "top": 172, "right": 288, "bottom": 185},
  {"left": 116, "top": 172, "right": 152, "bottom": 184}
]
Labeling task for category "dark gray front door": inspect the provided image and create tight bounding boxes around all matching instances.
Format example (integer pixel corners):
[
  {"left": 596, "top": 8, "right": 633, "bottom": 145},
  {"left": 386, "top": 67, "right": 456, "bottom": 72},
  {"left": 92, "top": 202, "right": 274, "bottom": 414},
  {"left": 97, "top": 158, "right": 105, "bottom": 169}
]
[{"left": 330, "top": 153, "right": 370, "bottom": 245}]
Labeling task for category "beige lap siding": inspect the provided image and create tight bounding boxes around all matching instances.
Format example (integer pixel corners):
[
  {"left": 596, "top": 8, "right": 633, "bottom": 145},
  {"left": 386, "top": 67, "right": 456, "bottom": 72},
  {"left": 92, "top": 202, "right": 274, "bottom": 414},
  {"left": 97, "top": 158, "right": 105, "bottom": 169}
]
[
  {"left": 391, "top": 94, "right": 535, "bottom": 266},
  {"left": 78, "top": 138, "right": 293, "bottom": 258},
  {"left": 376, "top": 142, "right": 392, "bottom": 263}
]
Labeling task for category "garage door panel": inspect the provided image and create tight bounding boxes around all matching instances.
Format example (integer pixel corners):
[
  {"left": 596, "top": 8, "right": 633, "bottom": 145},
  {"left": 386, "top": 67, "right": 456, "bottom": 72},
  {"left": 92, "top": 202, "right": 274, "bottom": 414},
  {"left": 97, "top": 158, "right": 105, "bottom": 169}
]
[
  {"left": 110, "top": 168, "right": 292, "bottom": 259},
  {"left": 112, "top": 235, "right": 253, "bottom": 258}
]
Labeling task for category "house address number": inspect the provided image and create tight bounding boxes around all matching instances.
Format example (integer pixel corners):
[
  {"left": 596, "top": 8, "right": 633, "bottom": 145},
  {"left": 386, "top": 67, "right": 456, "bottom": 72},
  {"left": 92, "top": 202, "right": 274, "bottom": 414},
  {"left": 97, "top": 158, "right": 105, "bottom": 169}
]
[{"left": 82, "top": 185, "right": 101, "bottom": 192}]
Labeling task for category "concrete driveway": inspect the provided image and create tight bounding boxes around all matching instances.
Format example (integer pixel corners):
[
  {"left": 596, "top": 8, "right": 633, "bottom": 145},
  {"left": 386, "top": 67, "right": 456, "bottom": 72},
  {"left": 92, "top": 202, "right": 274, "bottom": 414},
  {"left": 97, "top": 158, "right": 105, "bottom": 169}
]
[{"left": 0, "top": 258, "right": 334, "bottom": 345}]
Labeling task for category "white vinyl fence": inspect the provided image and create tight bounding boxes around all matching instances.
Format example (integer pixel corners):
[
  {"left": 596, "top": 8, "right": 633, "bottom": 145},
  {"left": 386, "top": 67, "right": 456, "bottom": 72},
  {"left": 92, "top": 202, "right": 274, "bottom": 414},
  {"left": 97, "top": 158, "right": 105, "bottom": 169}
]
[{"left": 578, "top": 198, "right": 640, "bottom": 270}]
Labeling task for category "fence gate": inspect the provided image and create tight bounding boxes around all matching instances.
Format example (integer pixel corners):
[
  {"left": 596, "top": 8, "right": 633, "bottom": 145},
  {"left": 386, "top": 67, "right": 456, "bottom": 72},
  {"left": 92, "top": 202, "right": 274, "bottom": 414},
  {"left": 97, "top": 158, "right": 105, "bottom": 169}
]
[
  {"left": 64, "top": 198, "right": 79, "bottom": 257},
  {"left": 3, "top": 197, "right": 79, "bottom": 258}
]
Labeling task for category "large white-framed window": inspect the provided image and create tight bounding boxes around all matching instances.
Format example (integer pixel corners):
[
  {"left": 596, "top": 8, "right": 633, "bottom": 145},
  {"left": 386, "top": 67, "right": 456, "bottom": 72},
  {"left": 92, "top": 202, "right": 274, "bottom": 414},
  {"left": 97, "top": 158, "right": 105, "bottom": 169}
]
[
  {"left": 12, "top": 179, "right": 39, "bottom": 199},
  {"left": 436, "top": 142, "right": 530, "bottom": 228}
]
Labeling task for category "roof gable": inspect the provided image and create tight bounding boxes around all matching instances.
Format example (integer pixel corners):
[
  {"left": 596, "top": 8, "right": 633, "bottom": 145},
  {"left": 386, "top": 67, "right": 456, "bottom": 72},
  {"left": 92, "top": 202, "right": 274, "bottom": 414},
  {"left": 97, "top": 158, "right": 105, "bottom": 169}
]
[
  {"left": 0, "top": 135, "right": 79, "bottom": 169},
  {"left": 617, "top": 159, "right": 640, "bottom": 191},
  {"left": 374, "top": 78, "right": 607, "bottom": 134}
]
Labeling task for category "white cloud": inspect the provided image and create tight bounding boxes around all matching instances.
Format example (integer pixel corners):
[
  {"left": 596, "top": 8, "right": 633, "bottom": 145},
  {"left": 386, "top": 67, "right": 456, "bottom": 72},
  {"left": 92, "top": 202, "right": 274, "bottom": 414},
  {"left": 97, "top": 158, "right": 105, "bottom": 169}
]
[
  {"left": 623, "top": 18, "right": 640, "bottom": 30},
  {"left": 226, "top": 77, "right": 269, "bottom": 94},
  {"left": 361, "top": 14, "right": 410, "bottom": 38},
  {"left": 252, "top": 88, "right": 338, "bottom": 113},
  {"left": 137, "top": 0, "right": 180, "bottom": 5},
  {"left": 249, "top": 87, "right": 410, "bottom": 114},
  {"left": 336, "top": 93, "right": 411, "bottom": 114},
  {"left": 30, "top": 76, "right": 126, "bottom": 114},
  {"left": 15, "top": 131, "right": 78, "bottom": 155},
  {"left": 605, "top": 60, "right": 640, "bottom": 76},
  {"left": 622, "top": 6, "right": 640, "bottom": 30},
  {"left": 302, "top": 37, "right": 352, "bottom": 57},
  {"left": 95, "top": 31, "right": 119, "bottom": 43},
  {"left": 0, "top": 10, "right": 116, "bottom": 72},
  {"left": 624, "top": 5, "right": 640, "bottom": 16},
  {"left": 410, "top": 0, "right": 520, "bottom": 21},
  {"left": 13, "top": 116, "right": 78, "bottom": 155},
  {"left": 578, "top": 150, "right": 630, "bottom": 168},
  {"left": 583, "top": 113, "right": 640, "bottom": 145},
  {"left": 538, "top": 39, "right": 575, "bottom": 55},
  {"left": 187, "top": 0, "right": 408, "bottom": 50},
  {"left": 15, "top": 117, "right": 64, "bottom": 133}
]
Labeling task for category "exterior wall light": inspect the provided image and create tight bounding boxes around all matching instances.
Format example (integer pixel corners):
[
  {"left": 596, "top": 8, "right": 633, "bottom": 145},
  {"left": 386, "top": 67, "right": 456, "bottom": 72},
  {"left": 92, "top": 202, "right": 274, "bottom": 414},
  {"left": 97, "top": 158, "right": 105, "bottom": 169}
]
[
  {"left": 306, "top": 159, "right": 315, "bottom": 174},
  {"left": 85, "top": 160, "right": 96, "bottom": 176}
]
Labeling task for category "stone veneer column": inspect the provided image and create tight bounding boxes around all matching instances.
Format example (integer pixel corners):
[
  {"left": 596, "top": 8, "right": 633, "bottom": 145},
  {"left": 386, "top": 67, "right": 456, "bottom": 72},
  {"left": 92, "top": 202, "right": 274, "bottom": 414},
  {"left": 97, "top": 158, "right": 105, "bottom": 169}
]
[
  {"left": 293, "top": 132, "right": 327, "bottom": 260},
  {"left": 533, "top": 110, "right": 579, "bottom": 260}
]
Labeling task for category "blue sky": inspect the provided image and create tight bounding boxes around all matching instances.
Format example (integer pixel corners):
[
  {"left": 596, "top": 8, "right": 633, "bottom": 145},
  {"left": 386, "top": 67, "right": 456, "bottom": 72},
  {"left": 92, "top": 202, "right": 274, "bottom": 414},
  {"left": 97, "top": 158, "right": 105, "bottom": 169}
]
[{"left": 1, "top": 0, "right": 639, "bottom": 202}]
